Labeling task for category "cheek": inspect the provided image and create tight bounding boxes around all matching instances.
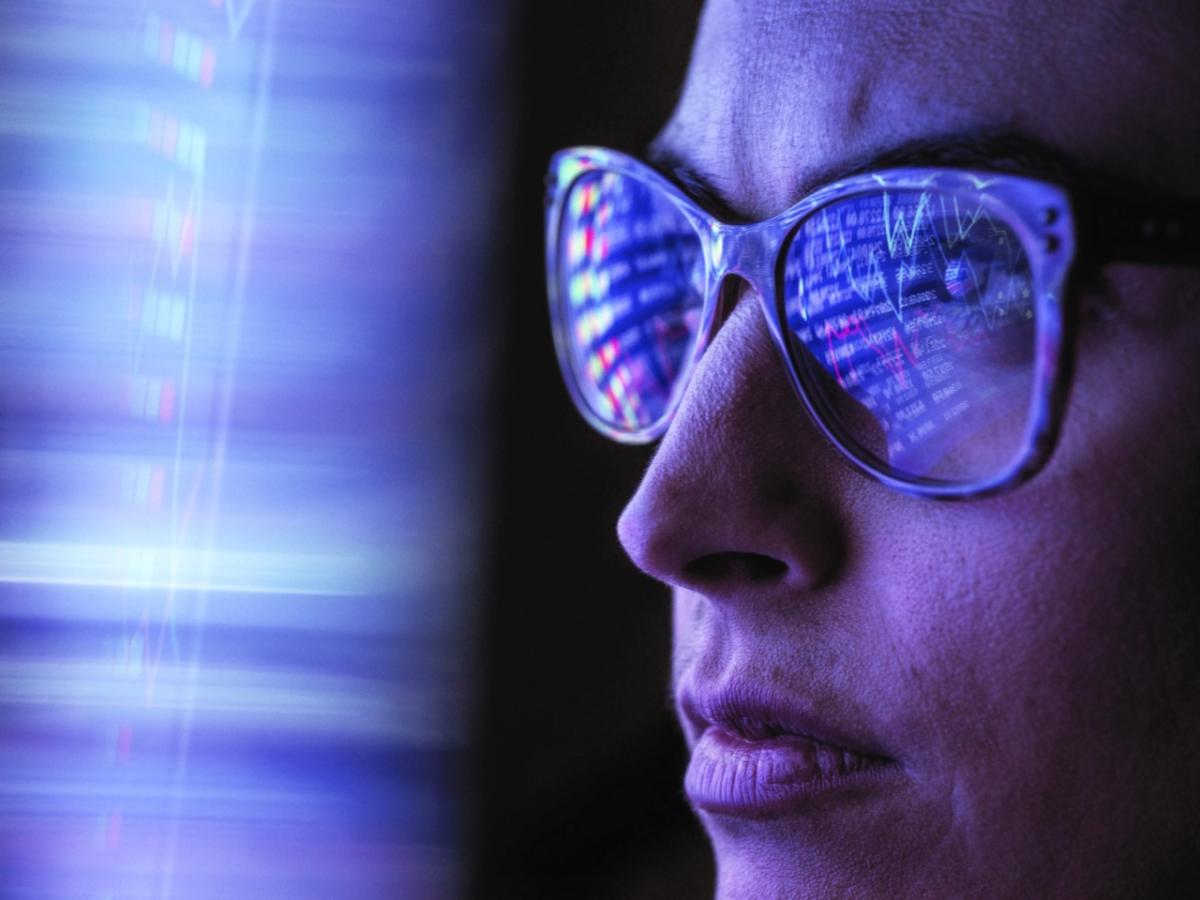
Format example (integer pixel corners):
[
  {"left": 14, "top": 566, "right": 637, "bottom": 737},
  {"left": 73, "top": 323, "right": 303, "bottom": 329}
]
[
  {"left": 1056, "top": 267, "right": 1200, "bottom": 610},
  {"left": 671, "top": 588, "right": 716, "bottom": 688},
  {"left": 856, "top": 268, "right": 1200, "bottom": 875},
  {"left": 671, "top": 590, "right": 700, "bottom": 658},
  {"left": 1056, "top": 266, "right": 1200, "bottom": 700},
  {"left": 886, "top": 266, "right": 1200, "bottom": 745},
  {"left": 863, "top": 507, "right": 1070, "bottom": 762},
  {"left": 858, "top": 503, "right": 1177, "bottom": 886}
]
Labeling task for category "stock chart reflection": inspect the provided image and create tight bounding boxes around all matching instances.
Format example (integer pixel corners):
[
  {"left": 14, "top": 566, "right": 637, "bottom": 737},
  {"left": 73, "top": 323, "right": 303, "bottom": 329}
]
[{"left": 784, "top": 189, "right": 1038, "bottom": 482}]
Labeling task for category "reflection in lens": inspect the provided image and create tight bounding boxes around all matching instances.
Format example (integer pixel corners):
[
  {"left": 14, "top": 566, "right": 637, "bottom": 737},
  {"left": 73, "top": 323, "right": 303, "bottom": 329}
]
[
  {"left": 783, "top": 189, "right": 1037, "bottom": 483},
  {"left": 557, "top": 169, "right": 704, "bottom": 432}
]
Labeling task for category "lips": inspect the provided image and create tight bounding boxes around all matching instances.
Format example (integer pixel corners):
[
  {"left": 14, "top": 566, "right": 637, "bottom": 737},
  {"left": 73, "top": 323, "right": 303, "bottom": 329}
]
[{"left": 680, "top": 683, "right": 899, "bottom": 817}]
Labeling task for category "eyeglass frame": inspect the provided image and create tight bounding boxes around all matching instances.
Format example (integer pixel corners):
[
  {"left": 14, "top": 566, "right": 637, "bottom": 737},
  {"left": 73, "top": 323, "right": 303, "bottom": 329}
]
[{"left": 544, "top": 145, "right": 1200, "bottom": 500}]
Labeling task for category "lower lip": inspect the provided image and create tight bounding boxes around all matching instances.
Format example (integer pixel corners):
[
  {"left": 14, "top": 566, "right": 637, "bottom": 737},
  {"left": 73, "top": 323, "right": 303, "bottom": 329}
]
[{"left": 685, "top": 726, "right": 896, "bottom": 817}]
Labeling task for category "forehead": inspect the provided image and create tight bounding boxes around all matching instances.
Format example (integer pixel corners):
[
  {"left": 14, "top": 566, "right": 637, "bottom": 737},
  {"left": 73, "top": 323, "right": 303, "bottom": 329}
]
[{"left": 660, "top": 0, "right": 1200, "bottom": 216}]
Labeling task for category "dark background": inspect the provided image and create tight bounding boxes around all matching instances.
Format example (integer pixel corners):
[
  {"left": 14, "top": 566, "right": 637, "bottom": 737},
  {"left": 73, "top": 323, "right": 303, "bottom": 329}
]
[{"left": 470, "top": 1, "right": 713, "bottom": 897}]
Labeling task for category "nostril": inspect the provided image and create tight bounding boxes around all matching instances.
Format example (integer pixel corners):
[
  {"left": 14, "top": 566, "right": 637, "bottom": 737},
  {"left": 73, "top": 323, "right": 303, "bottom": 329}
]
[{"left": 684, "top": 551, "right": 788, "bottom": 585}]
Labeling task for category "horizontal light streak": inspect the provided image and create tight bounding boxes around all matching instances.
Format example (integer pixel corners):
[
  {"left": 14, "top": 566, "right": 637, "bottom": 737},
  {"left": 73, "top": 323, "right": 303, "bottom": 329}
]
[
  {"left": 1, "top": 660, "right": 458, "bottom": 744},
  {"left": 0, "top": 540, "right": 377, "bottom": 596}
]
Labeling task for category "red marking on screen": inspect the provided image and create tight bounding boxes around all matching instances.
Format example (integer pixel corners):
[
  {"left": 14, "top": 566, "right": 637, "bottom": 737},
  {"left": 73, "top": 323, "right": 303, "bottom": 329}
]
[
  {"left": 158, "top": 380, "right": 176, "bottom": 423},
  {"left": 825, "top": 314, "right": 920, "bottom": 390},
  {"left": 200, "top": 46, "right": 216, "bottom": 88}
]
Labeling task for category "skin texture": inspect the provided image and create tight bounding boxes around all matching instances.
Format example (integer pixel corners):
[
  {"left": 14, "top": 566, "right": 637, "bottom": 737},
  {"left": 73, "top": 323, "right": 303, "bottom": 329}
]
[{"left": 614, "top": 1, "right": 1200, "bottom": 897}]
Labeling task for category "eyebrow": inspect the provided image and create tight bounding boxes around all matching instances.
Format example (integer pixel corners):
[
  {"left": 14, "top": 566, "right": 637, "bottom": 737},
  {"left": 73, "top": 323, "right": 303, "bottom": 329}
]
[
  {"left": 645, "top": 130, "right": 1105, "bottom": 221},
  {"left": 644, "top": 128, "right": 1200, "bottom": 266}
]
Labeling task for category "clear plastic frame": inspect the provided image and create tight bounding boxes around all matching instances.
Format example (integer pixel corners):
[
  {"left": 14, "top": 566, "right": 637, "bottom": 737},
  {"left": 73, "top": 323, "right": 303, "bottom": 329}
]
[{"left": 544, "top": 146, "right": 1197, "bottom": 499}]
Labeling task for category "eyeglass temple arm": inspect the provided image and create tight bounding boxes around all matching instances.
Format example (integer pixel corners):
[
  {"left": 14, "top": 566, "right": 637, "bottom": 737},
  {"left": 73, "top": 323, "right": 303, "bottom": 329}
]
[{"left": 1082, "top": 191, "right": 1200, "bottom": 267}]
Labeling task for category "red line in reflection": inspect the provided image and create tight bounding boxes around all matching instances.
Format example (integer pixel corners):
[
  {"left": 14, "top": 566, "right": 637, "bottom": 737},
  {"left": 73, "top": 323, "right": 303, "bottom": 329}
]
[{"left": 824, "top": 313, "right": 920, "bottom": 390}]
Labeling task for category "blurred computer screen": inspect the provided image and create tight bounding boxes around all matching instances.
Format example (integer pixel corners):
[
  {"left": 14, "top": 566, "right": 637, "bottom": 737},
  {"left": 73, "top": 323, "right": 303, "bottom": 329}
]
[{"left": 0, "top": 2, "right": 509, "bottom": 897}]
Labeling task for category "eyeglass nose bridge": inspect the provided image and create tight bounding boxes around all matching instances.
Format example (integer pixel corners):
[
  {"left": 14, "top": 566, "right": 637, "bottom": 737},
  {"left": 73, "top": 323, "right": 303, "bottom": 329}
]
[
  {"left": 708, "top": 219, "right": 780, "bottom": 284},
  {"left": 704, "top": 219, "right": 789, "bottom": 340}
]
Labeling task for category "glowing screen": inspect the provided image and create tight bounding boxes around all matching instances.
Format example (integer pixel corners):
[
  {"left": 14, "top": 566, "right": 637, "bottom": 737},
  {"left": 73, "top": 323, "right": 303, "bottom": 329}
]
[{"left": 0, "top": 1, "right": 504, "bottom": 897}]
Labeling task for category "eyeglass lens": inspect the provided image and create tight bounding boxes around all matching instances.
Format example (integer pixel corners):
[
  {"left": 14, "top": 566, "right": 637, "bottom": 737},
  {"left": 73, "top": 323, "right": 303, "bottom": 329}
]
[
  {"left": 557, "top": 170, "right": 705, "bottom": 432},
  {"left": 783, "top": 191, "right": 1037, "bottom": 484},
  {"left": 556, "top": 169, "right": 1040, "bottom": 486}
]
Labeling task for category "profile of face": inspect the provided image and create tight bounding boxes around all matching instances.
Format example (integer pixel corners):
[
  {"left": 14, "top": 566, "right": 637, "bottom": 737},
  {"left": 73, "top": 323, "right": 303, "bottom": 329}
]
[{"left": 612, "top": 1, "right": 1200, "bottom": 896}]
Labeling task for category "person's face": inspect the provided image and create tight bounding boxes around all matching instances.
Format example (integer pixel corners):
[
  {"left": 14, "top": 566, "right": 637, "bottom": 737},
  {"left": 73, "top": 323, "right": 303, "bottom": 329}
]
[{"left": 615, "top": 1, "right": 1200, "bottom": 897}]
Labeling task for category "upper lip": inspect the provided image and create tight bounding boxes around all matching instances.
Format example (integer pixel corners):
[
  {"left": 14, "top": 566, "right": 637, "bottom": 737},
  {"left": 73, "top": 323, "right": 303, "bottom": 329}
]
[{"left": 678, "top": 678, "right": 897, "bottom": 763}]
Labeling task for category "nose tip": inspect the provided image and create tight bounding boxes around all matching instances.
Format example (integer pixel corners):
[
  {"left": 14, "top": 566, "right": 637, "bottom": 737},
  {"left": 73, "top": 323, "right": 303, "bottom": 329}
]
[
  {"left": 616, "top": 468, "right": 842, "bottom": 598},
  {"left": 616, "top": 459, "right": 843, "bottom": 599},
  {"left": 615, "top": 288, "right": 846, "bottom": 602}
]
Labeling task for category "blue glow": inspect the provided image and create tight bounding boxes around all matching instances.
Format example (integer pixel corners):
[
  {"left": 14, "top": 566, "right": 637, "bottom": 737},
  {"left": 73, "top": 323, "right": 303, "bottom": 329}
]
[{"left": 0, "top": 1, "right": 507, "bottom": 897}]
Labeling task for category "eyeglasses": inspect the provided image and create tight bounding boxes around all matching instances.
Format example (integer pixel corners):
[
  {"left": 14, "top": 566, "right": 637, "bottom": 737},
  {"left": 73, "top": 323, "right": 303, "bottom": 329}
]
[{"left": 544, "top": 146, "right": 1199, "bottom": 499}]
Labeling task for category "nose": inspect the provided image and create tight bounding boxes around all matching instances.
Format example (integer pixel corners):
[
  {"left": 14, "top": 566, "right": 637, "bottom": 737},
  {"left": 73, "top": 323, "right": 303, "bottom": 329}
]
[{"left": 616, "top": 281, "right": 848, "bottom": 602}]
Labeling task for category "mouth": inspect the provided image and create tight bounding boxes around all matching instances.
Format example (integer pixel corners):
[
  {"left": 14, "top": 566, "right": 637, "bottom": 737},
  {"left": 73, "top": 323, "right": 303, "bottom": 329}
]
[{"left": 680, "top": 682, "right": 901, "bottom": 818}]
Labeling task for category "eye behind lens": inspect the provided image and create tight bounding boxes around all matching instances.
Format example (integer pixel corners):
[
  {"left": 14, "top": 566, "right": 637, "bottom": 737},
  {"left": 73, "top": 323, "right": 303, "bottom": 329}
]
[{"left": 781, "top": 187, "right": 1040, "bottom": 485}]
